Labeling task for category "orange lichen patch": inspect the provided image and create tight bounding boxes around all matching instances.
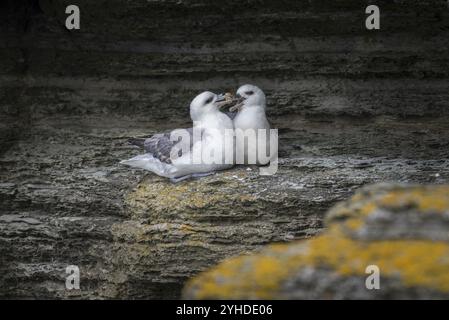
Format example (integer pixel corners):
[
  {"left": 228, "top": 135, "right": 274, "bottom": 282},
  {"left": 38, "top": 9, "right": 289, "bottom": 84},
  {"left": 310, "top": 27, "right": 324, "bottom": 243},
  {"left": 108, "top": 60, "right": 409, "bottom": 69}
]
[
  {"left": 379, "top": 186, "right": 449, "bottom": 213},
  {"left": 326, "top": 197, "right": 376, "bottom": 224},
  {"left": 359, "top": 202, "right": 377, "bottom": 215},
  {"left": 325, "top": 200, "right": 377, "bottom": 231},
  {"left": 344, "top": 218, "right": 364, "bottom": 231},
  {"left": 326, "top": 185, "right": 449, "bottom": 232},
  {"left": 185, "top": 224, "right": 449, "bottom": 299},
  {"left": 306, "top": 228, "right": 449, "bottom": 292},
  {"left": 182, "top": 185, "right": 449, "bottom": 299},
  {"left": 184, "top": 245, "right": 303, "bottom": 299}
]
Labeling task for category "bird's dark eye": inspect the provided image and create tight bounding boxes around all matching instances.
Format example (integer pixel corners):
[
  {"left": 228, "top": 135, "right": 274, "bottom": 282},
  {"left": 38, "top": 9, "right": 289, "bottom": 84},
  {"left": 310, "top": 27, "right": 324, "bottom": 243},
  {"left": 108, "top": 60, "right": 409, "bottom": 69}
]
[
  {"left": 205, "top": 97, "right": 213, "bottom": 104},
  {"left": 245, "top": 91, "right": 254, "bottom": 95}
]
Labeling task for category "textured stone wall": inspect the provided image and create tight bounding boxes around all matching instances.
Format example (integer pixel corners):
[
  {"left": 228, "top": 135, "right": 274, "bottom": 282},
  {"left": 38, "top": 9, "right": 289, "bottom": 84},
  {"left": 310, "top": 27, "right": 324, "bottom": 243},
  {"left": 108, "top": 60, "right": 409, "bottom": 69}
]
[
  {"left": 2, "top": 0, "right": 449, "bottom": 119},
  {"left": 1, "top": 0, "right": 449, "bottom": 299}
]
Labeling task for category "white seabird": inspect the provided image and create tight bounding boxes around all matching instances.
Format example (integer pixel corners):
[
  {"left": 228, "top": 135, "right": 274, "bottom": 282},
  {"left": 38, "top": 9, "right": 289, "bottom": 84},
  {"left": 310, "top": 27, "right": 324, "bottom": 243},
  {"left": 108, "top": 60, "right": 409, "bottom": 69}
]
[
  {"left": 121, "top": 91, "right": 235, "bottom": 182},
  {"left": 229, "top": 84, "right": 274, "bottom": 166}
]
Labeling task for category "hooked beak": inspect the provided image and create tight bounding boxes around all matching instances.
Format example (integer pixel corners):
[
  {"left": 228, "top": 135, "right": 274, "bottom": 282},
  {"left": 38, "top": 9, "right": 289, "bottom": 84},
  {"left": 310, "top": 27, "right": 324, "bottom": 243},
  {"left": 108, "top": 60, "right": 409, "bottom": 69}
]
[
  {"left": 228, "top": 95, "right": 245, "bottom": 113},
  {"left": 216, "top": 92, "right": 235, "bottom": 110},
  {"left": 216, "top": 93, "right": 226, "bottom": 102}
]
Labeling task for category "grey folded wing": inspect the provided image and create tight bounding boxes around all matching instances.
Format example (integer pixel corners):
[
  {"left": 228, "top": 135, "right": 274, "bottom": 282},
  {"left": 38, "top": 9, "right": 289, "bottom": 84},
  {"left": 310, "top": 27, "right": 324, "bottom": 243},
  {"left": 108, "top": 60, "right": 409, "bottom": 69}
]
[{"left": 142, "top": 128, "right": 199, "bottom": 164}]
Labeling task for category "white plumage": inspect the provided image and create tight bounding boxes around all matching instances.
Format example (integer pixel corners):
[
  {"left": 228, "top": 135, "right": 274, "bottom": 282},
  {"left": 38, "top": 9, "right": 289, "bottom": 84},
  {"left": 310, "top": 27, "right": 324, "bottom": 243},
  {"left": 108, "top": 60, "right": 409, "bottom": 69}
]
[
  {"left": 121, "top": 91, "right": 235, "bottom": 182},
  {"left": 231, "top": 84, "right": 273, "bottom": 165}
]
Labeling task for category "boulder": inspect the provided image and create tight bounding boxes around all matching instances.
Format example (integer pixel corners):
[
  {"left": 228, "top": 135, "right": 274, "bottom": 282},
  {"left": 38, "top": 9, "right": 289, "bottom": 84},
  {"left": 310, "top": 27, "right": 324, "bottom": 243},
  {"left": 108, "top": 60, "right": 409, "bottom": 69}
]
[{"left": 183, "top": 184, "right": 449, "bottom": 299}]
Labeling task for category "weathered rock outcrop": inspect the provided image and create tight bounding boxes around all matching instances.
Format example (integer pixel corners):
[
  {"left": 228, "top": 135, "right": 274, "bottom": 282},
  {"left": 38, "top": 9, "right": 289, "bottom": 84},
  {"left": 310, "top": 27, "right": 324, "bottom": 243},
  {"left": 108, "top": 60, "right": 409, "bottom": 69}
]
[
  {"left": 183, "top": 184, "right": 449, "bottom": 299},
  {"left": 1, "top": 0, "right": 449, "bottom": 299}
]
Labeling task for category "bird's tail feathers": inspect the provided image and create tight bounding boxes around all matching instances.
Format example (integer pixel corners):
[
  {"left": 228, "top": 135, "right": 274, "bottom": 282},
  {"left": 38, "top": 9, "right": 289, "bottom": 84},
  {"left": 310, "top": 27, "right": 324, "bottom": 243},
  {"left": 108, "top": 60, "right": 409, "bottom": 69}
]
[
  {"left": 120, "top": 153, "right": 175, "bottom": 178},
  {"left": 127, "top": 138, "right": 146, "bottom": 148}
]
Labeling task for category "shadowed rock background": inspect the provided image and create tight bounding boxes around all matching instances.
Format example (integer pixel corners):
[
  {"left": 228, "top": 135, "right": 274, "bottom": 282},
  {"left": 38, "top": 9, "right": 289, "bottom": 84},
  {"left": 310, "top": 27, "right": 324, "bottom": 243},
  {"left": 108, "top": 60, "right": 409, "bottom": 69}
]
[{"left": 0, "top": 0, "right": 448, "bottom": 299}]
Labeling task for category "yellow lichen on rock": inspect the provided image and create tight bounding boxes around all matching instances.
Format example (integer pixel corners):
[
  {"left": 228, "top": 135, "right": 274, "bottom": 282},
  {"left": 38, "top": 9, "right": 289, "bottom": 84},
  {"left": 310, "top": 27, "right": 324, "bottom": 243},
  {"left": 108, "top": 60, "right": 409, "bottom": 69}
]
[
  {"left": 124, "top": 172, "right": 256, "bottom": 218},
  {"left": 183, "top": 243, "right": 305, "bottom": 299},
  {"left": 185, "top": 225, "right": 449, "bottom": 299},
  {"left": 183, "top": 184, "right": 449, "bottom": 299},
  {"left": 379, "top": 186, "right": 449, "bottom": 213},
  {"left": 326, "top": 184, "right": 449, "bottom": 232},
  {"left": 306, "top": 228, "right": 449, "bottom": 292}
]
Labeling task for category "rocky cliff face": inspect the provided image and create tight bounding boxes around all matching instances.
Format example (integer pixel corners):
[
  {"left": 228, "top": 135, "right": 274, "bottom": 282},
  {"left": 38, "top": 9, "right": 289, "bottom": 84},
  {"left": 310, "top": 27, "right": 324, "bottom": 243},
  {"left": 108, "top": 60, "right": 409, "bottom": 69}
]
[{"left": 1, "top": 0, "right": 449, "bottom": 299}]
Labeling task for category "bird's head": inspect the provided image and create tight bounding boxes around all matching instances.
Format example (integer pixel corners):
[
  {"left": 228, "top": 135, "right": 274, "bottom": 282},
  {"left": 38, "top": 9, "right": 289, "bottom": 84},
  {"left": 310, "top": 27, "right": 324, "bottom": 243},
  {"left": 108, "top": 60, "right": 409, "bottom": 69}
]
[
  {"left": 189, "top": 91, "right": 234, "bottom": 121},
  {"left": 229, "top": 84, "right": 266, "bottom": 113}
]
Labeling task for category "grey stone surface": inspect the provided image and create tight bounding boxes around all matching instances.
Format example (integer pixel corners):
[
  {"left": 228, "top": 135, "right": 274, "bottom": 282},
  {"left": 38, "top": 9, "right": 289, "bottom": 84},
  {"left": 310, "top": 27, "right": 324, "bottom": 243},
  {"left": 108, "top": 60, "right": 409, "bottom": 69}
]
[{"left": 1, "top": 0, "right": 449, "bottom": 299}]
